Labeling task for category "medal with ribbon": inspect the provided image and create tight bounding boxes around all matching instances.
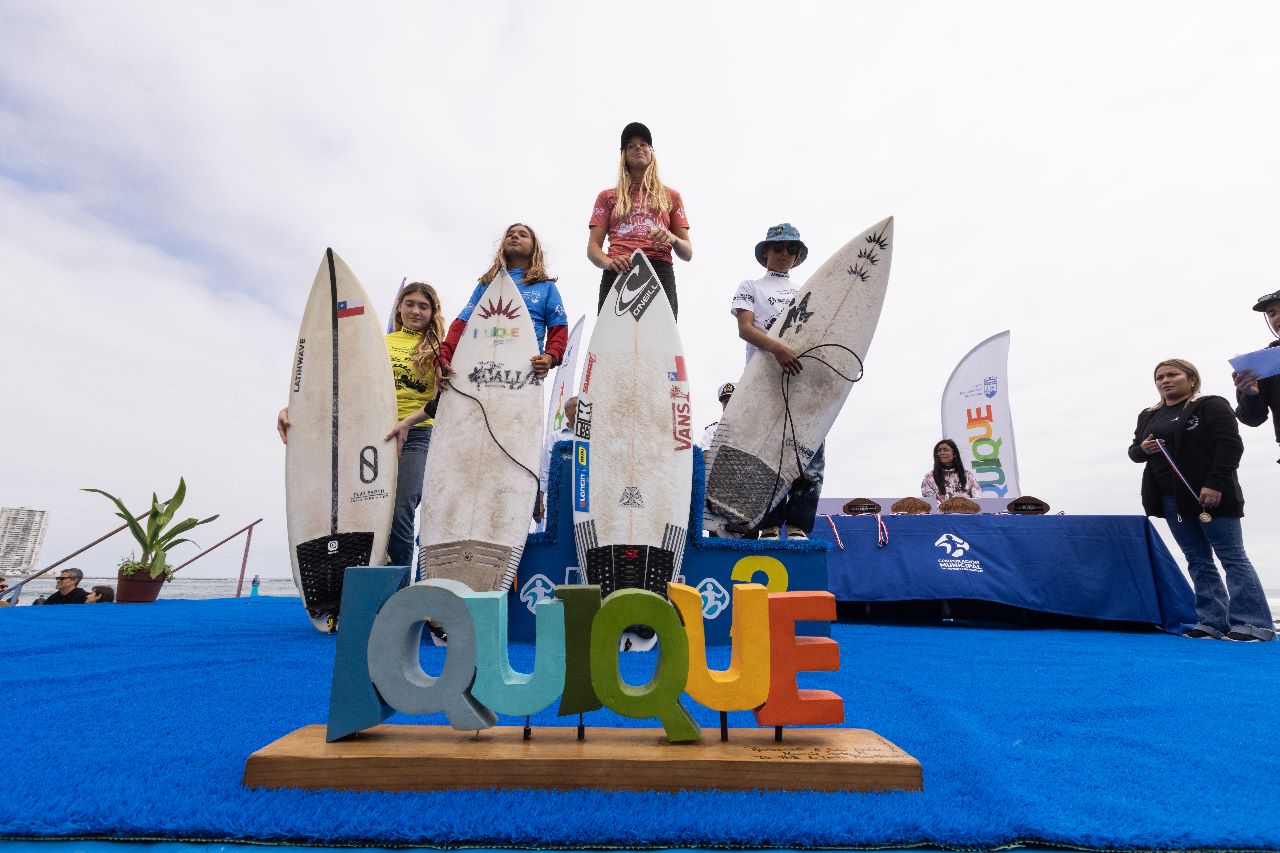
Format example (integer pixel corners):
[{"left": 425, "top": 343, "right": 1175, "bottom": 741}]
[{"left": 1154, "top": 438, "right": 1213, "bottom": 523}]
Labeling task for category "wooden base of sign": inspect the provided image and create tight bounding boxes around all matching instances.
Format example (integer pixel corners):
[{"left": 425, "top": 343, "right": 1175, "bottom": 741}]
[{"left": 243, "top": 724, "right": 921, "bottom": 793}]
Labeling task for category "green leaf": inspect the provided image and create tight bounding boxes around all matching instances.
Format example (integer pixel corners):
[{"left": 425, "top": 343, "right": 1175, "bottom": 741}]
[
  {"left": 146, "top": 492, "right": 163, "bottom": 545},
  {"left": 155, "top": 516, "right": 217, "bottom": 551},
  {"left": 150, "top": 549, "right": 168, "bottom": 580},
  {"left": 82, "top": 488, "right": 150, "bottom": 554}
]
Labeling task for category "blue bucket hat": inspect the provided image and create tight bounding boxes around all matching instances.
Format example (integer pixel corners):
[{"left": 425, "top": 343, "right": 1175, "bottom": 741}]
[{"left": 754, "top": 223, "right": 808, "bottom": 267}]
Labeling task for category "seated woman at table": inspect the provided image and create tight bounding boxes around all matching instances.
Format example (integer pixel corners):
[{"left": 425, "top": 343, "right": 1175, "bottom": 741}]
[
  {"left": 1128, "top": 358, "right": 1273, "bottom": 641},
  {"left": 921, "top": 439, "right": 982, "bottom": 501}
]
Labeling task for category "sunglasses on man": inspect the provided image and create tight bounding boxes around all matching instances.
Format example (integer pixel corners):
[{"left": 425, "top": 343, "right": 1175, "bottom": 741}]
[{"left": 768, "top": 242, "right": 801, "bottom": 256}]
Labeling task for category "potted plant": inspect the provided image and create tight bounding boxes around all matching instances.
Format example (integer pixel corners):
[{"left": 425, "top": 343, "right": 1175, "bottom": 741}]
[{"left": 84, "top": 478, "right": 218, "bottom": 603}]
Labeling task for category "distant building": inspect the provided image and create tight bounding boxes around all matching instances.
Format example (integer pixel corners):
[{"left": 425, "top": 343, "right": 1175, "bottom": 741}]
[{"left": 0, "top": 507, "right": 49, "bottom": 575}]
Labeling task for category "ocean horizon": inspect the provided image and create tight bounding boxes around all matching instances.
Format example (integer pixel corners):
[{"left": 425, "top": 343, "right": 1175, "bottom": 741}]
[{"left": 7, "top": 575, "right": 1280, "bottom": 627}]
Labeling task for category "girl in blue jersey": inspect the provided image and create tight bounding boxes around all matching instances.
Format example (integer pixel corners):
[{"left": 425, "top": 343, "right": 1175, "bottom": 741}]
[{"left": 438, "top": 223, "right": 569, "bottom": 378}]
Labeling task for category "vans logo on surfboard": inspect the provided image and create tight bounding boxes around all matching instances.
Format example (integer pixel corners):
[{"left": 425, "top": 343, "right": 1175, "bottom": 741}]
[{"left": 670, "top": 391, "right": 692, "bottom": 452}]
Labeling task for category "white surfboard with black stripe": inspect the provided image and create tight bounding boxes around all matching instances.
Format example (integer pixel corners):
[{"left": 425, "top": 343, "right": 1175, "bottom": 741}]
[
  {"left": 419, "top": 269, "right": 543, "bottom": 592},
  {"left": 285, "top": 249, "right": 398, "bottom": 632},
  {"left": 573, "top": 251, "right": 693, "bottom": 598},
  {"left": 705, "top": 216, "right": 894, "bottom": 532}
]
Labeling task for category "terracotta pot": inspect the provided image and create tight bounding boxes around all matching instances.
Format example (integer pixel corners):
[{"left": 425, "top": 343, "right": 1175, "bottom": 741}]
[{"left": 116, "top": 568, "right": 166, "bottom": 603}]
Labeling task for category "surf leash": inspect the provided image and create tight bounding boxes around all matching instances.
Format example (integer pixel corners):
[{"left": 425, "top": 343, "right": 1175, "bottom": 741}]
[
  {"left": 428, "top": 326, "right": 541, "bottom": 488},
  {"left": 443, "top": 382, "right": 543, "bottom": 488},
  {"left": 1154, "top": 438, "right": 1213, "bottom": 523},
  {"left": 761, "top": 343, "right": 865, "bottom": 526}
]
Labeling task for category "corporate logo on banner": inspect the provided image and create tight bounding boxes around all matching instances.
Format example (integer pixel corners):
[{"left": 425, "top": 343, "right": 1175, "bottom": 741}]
[{"left": 940, "top": 331, "right": 1020, "bottom": 498}]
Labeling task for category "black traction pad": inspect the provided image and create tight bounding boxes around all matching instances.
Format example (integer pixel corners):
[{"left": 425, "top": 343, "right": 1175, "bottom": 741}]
[
  {"left": 295, "top": 531, "right": 374, "bottom": 618},
  {"left": 584, "top": 544, "right": 675, "bottom": 599}
]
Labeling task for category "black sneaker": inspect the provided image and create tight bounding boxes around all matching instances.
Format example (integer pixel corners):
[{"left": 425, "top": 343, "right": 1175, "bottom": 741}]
[
  {"left": 1224, "top": 630, "right": 1264, "bottom": 642},
  {"left": 1183, "top": 628, "right": 1217, "bottom": 639}
]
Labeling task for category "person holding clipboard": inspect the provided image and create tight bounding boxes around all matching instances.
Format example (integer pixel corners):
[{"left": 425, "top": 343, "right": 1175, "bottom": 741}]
[{"left": 1231, "top": 289, "right": 1280, "bottom": 462}]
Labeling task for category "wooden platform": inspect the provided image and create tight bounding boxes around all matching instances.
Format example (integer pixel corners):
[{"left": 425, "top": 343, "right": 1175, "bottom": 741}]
[{"left": 243, "top": 724, "right": 922, "bottom": 793}]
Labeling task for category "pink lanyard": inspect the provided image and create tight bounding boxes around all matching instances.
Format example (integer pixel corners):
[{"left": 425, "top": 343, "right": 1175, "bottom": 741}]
[{"left": 1155, "top": 438, "right": 1212, "bottom": 521}]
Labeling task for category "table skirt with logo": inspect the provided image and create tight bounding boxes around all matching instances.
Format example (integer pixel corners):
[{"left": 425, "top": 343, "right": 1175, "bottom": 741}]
[{"left": 812, "top": 514, "right": 1195, "bottom": 633}]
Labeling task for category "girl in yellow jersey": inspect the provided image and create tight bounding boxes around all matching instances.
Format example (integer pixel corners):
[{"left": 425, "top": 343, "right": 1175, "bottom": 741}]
[{"left": 277, "top": 282, "right": 447, "bottom": 568}]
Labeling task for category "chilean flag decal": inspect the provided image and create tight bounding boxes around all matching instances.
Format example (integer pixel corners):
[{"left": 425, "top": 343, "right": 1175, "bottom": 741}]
[
  {"left": 667, "top": 355, "right": 687, "bottom": 382},
  {"left": 337, "top": 300, "right": 365, "bottom": 319}
]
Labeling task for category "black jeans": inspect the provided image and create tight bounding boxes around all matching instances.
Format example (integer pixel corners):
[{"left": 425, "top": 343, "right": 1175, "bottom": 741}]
[
  {"left": 598, "top": 259, "right": 677, "bottom": 320},
  {"left": 758, "top": 444, "right": 826, "bottom": 534}
]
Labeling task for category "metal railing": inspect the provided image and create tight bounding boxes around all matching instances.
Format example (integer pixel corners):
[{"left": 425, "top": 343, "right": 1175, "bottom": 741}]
[
  {"left": 2, "top": 516, "right": 265, "bottom": 603},
  {"left": 4, "top": 512, "right": 148, "bottom": 602},
  {"left": 167, "top": 519, "right": 264, "bottom": 597}
]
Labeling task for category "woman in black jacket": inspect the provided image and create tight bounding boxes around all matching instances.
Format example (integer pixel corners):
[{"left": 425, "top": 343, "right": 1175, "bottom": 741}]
[{"left": 1129, "top": 358, "right": 1274, "bottom": 641}]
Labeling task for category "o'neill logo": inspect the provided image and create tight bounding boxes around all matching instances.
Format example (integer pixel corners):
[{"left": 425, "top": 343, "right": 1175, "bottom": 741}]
[
  {"left": 613, "top": 264, "right": 660, "bottom": 319},
  {"left": 934, "top": 534, "right": 983, "bottom": 572}
]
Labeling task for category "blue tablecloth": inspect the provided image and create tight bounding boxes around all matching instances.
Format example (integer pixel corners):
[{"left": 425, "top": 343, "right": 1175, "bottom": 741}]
[{"left": 812, "top": 514, "right": 1196, "bottom": 632}]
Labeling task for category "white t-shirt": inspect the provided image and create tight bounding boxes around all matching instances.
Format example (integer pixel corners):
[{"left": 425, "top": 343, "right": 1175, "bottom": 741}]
[
  {"left": 729, "top": 270, "right": 798, "bottom": 364},
  {"left": 698, "top": 421, "right": 718, "bottom": 450}
]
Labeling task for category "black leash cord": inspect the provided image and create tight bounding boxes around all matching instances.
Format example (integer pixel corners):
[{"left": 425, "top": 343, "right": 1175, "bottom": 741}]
[
  {"left": 760, "top": 343, "right": 865, "bottom": 524},
  {"left": 429, "top": 327, "right": 542, "bottom": 488}
]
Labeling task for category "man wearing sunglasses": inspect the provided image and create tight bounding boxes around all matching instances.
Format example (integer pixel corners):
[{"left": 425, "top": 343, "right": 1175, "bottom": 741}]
[
  {"left": 45, "top": 568, "right": 88, "bottom": 604},
  {"left": 727, "top": 223, "right": 825, "bottom": 540},
  {"left": 730, "top": 223, "right": 807, "bottom": 373}
]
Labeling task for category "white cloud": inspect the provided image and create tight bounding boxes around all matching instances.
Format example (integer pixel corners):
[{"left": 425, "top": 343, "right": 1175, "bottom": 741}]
[{"left": 2, "top": 1, "right": 1278, "bottom": 590}]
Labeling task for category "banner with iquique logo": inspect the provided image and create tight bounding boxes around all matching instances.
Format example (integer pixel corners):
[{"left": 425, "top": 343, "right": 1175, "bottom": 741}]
[{"left": 940, "top": 330, "right": 1020, "bottom": 498}]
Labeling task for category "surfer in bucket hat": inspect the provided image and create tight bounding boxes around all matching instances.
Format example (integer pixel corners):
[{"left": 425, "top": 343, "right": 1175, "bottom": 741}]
[{"left": 726, "top": 223, "right": 824, "bottom": 540}]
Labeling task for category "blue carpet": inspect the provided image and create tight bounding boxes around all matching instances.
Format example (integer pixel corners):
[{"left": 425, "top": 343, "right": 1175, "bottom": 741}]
[{"left": 1, "top": 597, "right": 1277, "bottom": 850}]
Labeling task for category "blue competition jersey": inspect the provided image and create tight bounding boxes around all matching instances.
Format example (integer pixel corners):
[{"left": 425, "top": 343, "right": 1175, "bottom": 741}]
[{"left": 457, "top": 267, "right": 567, "bottom": 353}]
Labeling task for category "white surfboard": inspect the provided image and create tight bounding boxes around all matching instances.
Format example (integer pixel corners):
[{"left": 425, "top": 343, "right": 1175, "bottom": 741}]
[
  {"left": 419, "top": 269, "right": 543, "bottom": 592},
  {"left": 705, "top": 216, "right": 894, "bottom": 532},
  {"left": 285, "top": 248, "right": 398, "bottom": 632},
  {"left": 572, "top": 252, "right": 693, "bottom": 598}
]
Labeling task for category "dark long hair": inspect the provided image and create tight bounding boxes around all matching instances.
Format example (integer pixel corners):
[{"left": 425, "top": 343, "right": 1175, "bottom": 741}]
[{"left": 932, "top": 439, "right": 967, "bottom": 495}]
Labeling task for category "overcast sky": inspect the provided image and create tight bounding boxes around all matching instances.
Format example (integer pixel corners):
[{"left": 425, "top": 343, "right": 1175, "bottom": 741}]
[{"left": 3, "top": 2, "right": 1278, "bottom": 589}]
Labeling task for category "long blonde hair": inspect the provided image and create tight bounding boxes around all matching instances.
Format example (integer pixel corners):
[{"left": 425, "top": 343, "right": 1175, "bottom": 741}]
[
  {"left": 1147, "top": 358, "right": 1202, "bottom": 411},
  {"left": 392, "top": 282, "right": 444, "bottom": 379},
  {"left": 479, "top": 222, "right": 556, "bottom": 285},
  {"left": 612, "top": 153, "right": 672, "bottom": 218}
]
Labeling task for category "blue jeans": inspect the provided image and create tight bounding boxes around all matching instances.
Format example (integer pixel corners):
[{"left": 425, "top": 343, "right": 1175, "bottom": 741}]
[
  {"left": 1161, "top": 494, "right": 1274, "bottom": 639},
  {"left": 387, "top": 425, "right": 431, "bottom": 570}
]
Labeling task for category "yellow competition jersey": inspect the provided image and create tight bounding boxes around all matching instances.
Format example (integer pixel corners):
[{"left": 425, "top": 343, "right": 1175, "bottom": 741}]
[{"left": 386, "top": 328, "right": 436, "bottom": 427}]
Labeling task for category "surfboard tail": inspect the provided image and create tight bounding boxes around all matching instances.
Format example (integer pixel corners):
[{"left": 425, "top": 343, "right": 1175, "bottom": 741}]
[
  {"left": 419, "top": 539, "right": 521, "bottom": 593},
  {"left": 295, "top": 531, "right": 375, "bottom": 620},
  {"left": 705, "top": 445, "right": 784, "bottom": 529}
]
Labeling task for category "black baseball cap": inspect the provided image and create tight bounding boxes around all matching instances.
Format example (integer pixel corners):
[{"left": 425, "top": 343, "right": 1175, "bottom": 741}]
[
  {"left": 1252, "top": 290, "right": 1280, "bottom": 312},
  {"left": 620, "top": 122, "right": 652, "bottom": 150}
]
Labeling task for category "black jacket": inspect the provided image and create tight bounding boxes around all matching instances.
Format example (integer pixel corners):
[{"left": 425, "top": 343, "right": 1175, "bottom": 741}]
[
  {"left": 1128, "top": 395, "right": 1245, "bottom": 518},
  {"left": 1235, "top": 339, "right": 1280, "bottom": 456}
]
